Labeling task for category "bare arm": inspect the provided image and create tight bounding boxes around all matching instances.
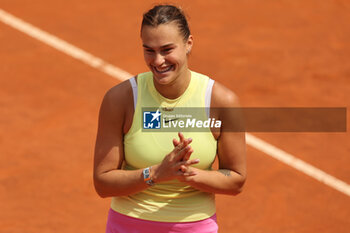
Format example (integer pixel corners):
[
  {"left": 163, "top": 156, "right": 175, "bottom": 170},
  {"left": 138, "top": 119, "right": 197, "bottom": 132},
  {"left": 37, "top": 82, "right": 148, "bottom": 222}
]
[
  {"left": 179, "top": 82, "right": 247, "bottom": 195},
  {"left": 93, "top": 81, "right": 149, "bottom": 197},
  {"left": 93, "top": 81, "right": 198, "bottom": 198}
]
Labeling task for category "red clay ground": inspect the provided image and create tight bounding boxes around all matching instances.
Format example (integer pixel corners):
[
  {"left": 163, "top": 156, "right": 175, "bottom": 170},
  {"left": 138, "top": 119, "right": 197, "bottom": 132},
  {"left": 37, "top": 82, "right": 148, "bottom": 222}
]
[{"left": 1, "top": 0, "right": 349, "bottom": 232}]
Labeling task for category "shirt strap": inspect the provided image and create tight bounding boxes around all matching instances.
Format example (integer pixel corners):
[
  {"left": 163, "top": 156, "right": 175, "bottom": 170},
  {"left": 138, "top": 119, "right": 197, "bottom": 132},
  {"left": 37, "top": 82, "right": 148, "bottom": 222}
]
[
  {"left": 129, "top": 76, "right": 138, "bottom": 110},
  {"left": 205, "top": 78, "right": 215, "bottom": 117}
]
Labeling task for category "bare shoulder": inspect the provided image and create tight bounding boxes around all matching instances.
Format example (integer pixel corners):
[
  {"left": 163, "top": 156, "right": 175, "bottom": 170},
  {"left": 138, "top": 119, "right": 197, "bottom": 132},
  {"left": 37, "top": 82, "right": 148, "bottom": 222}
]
[
  {"left": 100, "top": 79, "right": 134, "bottom": 120},
  {"left": 103, "top": 79, "right": 133, "bottom": 104},
  {"left": 211, "top": 81, "right": 240, "bottom": 108}
]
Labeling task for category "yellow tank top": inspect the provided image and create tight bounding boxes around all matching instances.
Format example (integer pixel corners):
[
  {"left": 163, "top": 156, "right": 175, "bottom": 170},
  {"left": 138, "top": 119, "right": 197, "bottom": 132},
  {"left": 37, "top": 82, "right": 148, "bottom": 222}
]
[{"left": 111, "top": 71, "right": 217, "bottom": 222}]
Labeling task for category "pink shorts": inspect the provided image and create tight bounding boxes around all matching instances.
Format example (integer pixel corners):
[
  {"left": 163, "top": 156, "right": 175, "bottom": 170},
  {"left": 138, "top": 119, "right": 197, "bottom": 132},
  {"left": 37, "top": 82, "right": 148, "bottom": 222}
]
[{"left": 106, "top": 208, "right": 218, "bottom": 233}]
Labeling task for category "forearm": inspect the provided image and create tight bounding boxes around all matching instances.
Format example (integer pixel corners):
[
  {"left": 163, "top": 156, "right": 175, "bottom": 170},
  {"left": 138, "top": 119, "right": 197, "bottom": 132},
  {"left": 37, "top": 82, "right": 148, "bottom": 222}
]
[
  {"left": 94, "top": 136, "right": 197, "bottom": 198},
  {"left": 94, "top": 168, "right": 148, "bottom": 198},
  {"left": 184, "top": 169, "right": 246, "bottom": 195}
]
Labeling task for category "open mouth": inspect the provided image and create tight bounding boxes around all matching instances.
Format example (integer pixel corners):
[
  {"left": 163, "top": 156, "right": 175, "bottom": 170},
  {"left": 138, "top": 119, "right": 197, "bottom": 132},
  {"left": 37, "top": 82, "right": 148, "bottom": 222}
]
[{"left": 153, "top": 65, "right": 174, "bottom": 74}]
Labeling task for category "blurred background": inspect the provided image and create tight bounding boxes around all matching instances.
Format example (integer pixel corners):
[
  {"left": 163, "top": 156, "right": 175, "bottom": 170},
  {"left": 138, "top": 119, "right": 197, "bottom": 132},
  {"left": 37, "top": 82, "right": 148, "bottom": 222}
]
[{"left": 1, "top": 1, "right": 349, "bottom": 232}]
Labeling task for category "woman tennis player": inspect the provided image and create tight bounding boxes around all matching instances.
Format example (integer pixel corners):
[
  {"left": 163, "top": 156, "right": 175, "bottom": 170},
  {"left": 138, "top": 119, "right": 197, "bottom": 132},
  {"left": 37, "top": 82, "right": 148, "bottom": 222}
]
[{"left": 93, "top": 4, "right": 246, "bottom": 233}]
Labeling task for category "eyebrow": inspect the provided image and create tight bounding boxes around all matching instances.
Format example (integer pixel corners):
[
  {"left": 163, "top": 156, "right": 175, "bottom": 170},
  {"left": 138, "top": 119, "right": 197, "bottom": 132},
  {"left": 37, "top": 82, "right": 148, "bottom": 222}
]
[{"left": 142, "top": 43, "right": 175, "bottom": 49}]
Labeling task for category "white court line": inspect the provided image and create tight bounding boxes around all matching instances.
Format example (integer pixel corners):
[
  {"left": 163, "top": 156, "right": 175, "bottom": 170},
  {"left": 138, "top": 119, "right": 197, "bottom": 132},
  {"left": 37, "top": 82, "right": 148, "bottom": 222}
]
[
  {"left": 1, "top": 8, "right": 349, "bottom": 197},
  {"left": 246, "top": 134, "right": 350, "bottom": 196},
  {"left": 0, "top": 9, "right": 132, "bottom": 81}
]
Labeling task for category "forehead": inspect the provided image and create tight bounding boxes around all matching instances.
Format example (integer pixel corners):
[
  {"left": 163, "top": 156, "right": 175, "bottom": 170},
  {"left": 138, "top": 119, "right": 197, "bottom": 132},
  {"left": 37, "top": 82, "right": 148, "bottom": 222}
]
[{"left": 141, "top": 22, "right": 183, "bottom": 47}]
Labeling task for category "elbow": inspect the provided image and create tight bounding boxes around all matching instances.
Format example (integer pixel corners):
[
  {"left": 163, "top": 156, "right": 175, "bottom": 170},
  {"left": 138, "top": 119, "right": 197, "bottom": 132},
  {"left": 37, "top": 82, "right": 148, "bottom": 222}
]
[
  {"left": 228, "top": 186, "right": 243, "bottom": 196},
  {"left": 229, "top": 175, "right": 246, "bottom": 196},
  {"left": 93, "top": 174, "right": 111, "bottom": 198},
  {"left": 232, "top": 185, "right": 244, "bottom": 196},
  {"left": 94, "top": 180, "right": 108, "bottom": 198},
  {"left": 95, "top": 187, "right": 109, "bottom": 198}
]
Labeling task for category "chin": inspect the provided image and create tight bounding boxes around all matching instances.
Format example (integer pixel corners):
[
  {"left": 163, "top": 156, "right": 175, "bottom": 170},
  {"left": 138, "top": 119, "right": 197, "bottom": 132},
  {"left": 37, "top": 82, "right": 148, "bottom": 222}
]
[{"left": 153, "top": 74, "right": 174, "bottom": 85}]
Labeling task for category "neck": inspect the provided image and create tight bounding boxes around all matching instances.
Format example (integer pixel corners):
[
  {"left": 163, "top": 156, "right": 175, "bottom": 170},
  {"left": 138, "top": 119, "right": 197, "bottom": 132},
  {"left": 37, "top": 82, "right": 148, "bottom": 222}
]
[{"left": 153, "top": 69, "right": 191, "bottom": 99}]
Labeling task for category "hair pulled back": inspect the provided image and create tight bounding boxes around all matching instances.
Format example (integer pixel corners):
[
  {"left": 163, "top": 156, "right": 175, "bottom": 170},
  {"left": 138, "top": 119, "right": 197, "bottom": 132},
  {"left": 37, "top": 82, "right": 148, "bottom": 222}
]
[{"left": 141, "top": 5, "right": 191, "bottom": 41}]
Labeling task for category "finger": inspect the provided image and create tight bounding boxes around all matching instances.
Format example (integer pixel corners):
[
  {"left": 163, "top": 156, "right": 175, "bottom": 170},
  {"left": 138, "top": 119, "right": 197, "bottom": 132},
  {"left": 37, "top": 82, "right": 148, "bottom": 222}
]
[
  {"left": 175, "top": 145, "right": 192, "bottom": 160},
  {"left": 178, "top": 132, "right": 192, "bottom": 146},
  {"left": 176, "top": 170, "right": 185, "bottom": 176},
  {"left": 173, "top": 138, "right": 180, "bottom": 147},
  {"left": 186, "top": 137, "right": 193, "bottom": 144},
  {"left": 178, "top": 132, "right": 185, "bottom": 142},
  {"left": 176, "top": 168, "right": 195, "bottom": 177},
  {"left": 179, "top": 166, "right": 187, "bottom": 173},
  {"left": 183, "top": 171, "right": 198, "bottom": 176},
  {"left": 173, "top": 137, "right": 194, "bottom": 161},
  {"left": 182, "top": 148, "right": 193, "bottom": 161},
  {"left": 180, "top": 166, "right": 198, "bottom": 176},
  {"left": 173, "top": 138, "right": 192, "bottom": 154},
  {"left": 180, "top": 164, "right": 187, "bottom": 172},
  {"left": 177, "top": 158, "right": 199, "bottom": 169},
  {"left": 173, "top": 133, "right": 187, "bottom": 148},
  {"left": 173, "top": 141, "right": 187, "bottom": 154},
  {"left": 186, "top": 158, "right": 200, "bottom": 165}
]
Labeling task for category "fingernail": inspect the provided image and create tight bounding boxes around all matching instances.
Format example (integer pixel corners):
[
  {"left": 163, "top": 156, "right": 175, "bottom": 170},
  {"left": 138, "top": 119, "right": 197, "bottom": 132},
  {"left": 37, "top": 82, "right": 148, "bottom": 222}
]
[
  {"left": 188, "top": 138, "right": 192, "bottom": 142},
  {"left": 194, "top": 159, "right": 200, "bottom": 163}
]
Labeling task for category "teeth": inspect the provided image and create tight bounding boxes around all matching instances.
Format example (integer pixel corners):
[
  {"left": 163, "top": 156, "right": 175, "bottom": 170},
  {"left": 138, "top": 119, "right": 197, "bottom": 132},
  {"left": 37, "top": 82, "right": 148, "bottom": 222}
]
[{"left": 155, "top": 66, "right": 172, "bottom": 73}]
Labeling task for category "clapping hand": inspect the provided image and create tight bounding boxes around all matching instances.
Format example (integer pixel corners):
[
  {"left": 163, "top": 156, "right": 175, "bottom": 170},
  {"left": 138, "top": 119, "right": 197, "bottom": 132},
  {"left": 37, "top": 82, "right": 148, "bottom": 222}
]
[
  {"left": 172, "top": 132, "right": 200, "bottom": 180},
  {"left": 152, "top": 132, "right": 199, "bottom": 183}
]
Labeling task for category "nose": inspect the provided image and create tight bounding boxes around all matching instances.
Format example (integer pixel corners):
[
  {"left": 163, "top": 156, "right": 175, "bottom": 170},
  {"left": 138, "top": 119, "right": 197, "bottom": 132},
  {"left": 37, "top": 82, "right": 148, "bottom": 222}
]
[{"left": 153, "top": 53, "right": 165, "bottom": 66}]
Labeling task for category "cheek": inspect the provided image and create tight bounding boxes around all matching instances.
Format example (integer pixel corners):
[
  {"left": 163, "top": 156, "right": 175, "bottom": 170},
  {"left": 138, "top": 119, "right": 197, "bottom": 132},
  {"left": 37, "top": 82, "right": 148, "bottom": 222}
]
[
  {"left": 143, "top": 53, "right": 153, "bottom": 64},
  {"left": 167, "top": 51, "right": 187, "bottom": 65}
]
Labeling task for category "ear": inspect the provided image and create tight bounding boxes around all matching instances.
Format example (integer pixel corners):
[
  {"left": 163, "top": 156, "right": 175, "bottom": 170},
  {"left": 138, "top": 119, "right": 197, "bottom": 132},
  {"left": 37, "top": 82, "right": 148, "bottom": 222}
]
[{"left": 186, "top": 35, "right": 194, "bottom": 54}]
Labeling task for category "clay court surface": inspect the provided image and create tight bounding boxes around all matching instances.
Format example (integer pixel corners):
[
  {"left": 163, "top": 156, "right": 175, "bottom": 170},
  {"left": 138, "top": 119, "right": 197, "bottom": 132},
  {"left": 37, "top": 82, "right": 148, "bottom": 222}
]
[{"left": 1, "top": 0, "right": 349, "bottom": 232}]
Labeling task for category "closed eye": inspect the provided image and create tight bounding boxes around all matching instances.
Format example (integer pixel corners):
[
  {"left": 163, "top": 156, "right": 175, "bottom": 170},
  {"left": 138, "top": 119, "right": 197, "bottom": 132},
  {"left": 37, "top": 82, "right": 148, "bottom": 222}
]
[{"left": 162, "top": 48, "right": 173, "bottom": 54}]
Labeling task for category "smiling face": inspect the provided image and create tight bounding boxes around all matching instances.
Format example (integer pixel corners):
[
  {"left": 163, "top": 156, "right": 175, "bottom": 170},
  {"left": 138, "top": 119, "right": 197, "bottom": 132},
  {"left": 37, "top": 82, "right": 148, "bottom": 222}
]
[{"left": 141, "top": 22, "right": 193, "bottom": 87}]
